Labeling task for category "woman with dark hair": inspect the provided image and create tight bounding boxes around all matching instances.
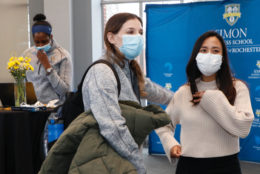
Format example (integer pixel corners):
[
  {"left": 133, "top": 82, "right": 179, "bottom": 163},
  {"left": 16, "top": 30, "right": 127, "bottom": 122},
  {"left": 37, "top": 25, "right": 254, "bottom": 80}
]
[
  {"left": 82, "top": 13, "right": 174, "bottom": 174},
  {"left": 156, "top": 31, "right": 254, "bottom": 174},
  {"left": 22, "top": 14, "right": 72, "bottom": 104}
]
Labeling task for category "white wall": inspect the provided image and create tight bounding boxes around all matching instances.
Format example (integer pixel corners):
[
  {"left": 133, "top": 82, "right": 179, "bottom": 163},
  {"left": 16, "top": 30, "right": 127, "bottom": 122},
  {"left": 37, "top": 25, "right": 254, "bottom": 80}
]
[
  {"left": 44, "top": 0, "right": 102, "bottom": 90},
  {"left": 44, "top": 0, "right": 72, "bottom": 53},
  {"left": 71, "top": 0, "right": 92, "bottom": 90},
  {"left": 71, "top": 0, "right": 102, "bottom": 89},
  {"left": 29, "top": 0, "right": 44, "bottom": 46},
  {"left": 72, "top": 0, "right": 102, "bottom": 87},
  {"left": 91, "top": 0, "right": 103, "bottom": 61},
  {"left": 0, "top": 0, "right": 29, "bottom": 82}
]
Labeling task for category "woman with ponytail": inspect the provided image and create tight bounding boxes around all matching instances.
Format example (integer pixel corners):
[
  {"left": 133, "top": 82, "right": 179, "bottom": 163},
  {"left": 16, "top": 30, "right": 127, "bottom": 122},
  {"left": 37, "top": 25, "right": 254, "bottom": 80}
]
[
  {"left": 82, "top": 13, "right": 174, "bottom": 174},
  {"left": 22, "top": 14, "right": 72, "bottom": 104},
  {"left": 156, "top": 31, "right": 254, "bottom": 174}
]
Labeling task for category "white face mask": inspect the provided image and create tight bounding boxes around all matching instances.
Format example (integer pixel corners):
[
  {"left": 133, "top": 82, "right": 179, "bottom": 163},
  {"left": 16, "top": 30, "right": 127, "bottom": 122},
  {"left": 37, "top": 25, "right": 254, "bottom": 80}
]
[{"left": 196, "top": 53, "right": 222, "bottom": 76}]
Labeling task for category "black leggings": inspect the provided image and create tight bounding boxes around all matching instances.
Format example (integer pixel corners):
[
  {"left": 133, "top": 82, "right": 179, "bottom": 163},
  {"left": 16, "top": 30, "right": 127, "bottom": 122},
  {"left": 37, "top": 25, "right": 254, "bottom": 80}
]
[{"left": 176, "top": 153, "right": 242, "bottom": 174}]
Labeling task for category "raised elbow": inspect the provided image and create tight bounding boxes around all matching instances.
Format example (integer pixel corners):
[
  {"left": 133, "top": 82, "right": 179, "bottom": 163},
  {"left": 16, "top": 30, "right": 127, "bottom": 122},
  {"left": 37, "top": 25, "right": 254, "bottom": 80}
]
[{"left": 239, "top": 129, "right": 251, "bottom": 138}]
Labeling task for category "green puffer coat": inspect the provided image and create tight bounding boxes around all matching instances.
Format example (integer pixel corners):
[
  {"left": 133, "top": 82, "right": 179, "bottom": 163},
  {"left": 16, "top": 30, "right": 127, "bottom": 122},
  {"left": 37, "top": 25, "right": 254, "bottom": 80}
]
[{"left": 38, "top": 101, "right": 170, "bottom": 174}]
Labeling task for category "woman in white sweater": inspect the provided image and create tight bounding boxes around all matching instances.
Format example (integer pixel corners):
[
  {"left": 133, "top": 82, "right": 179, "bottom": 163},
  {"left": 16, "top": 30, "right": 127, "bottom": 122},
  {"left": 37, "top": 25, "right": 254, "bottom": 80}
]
[{"left": 156, "top": 31, "right": 254, "bottom": 174}]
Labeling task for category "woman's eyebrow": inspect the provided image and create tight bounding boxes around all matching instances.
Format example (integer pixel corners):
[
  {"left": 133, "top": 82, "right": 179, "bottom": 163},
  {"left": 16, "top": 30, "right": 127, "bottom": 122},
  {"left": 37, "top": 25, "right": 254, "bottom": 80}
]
[
  {"left": 126, "top": 27, "right": 135, "bottom": 30},
  {"left": 212, "top": 46, "right": 221, "bottom": 49}
]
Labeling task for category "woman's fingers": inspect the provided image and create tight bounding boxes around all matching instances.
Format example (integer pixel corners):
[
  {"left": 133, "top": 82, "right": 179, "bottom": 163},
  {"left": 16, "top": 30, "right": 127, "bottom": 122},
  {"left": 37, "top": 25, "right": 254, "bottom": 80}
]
[
  {"left": 192, "top": 91, "right": 205, "bottom": 103},
  {"left": 176, "top": 146, "right": 182, "bottom": 156},
  {"left": 170, "top": 145, "right": 182, "bottom": 158},
  {"left": 192, "top": 91, "right": 205, "bottom": 98},
  {"left": 37, "top": 50, "right": 51, "bottom": 69}
]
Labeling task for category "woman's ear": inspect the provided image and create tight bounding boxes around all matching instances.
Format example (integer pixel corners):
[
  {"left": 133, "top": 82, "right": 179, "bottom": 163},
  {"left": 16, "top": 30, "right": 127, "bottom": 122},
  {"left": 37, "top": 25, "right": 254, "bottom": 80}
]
[
  {"left": 107, "top": 32, "right": 115, "bottom": 44},
  {"left": 50, "top": 34, "right": 53, "bottom": 40}
]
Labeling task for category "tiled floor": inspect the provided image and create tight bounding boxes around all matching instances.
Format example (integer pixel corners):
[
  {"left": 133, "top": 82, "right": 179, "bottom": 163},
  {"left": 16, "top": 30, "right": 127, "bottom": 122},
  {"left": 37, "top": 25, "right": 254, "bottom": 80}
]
[{"left": 143, "top": 148, "right": 260, "bottom": 174}]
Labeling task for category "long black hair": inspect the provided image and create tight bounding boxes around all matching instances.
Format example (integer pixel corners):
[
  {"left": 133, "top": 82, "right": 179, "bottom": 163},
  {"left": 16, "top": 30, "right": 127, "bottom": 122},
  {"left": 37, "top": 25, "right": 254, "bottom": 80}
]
[{"left": 186, "top": 31, "right": 236, "bottom": 105}]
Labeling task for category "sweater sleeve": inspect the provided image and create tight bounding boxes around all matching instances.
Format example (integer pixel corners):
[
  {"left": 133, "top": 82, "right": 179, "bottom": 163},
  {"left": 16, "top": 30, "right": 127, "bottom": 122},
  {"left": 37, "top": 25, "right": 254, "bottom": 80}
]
[
  {"left": 82, "top": 64, "right": 146, "bottom": 174},
  {"left": 155, "top": 94, "right": 180, "bottom": 163},
  {"left": 144, "top": 78, "right": 174, "bottom": 105},
  {"left": 46, "top": 55, "right": 72, "bottom": 98},
  {"left": 200, "top": 80, "right": 254, "bottom": 138}
]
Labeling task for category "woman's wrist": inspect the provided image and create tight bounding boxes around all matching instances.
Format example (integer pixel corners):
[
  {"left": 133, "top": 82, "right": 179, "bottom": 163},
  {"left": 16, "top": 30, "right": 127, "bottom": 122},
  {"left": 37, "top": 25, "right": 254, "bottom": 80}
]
[{"left": 46, "top": 66, "right": 53, "bottom": 75}]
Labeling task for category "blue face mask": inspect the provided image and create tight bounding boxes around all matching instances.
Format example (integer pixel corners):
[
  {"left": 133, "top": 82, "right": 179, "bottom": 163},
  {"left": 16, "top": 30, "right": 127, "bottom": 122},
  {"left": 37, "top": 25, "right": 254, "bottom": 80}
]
[
  {"left": 119, "top": 35, "right": 144, "bottom": 60},
  {"left": 36, "top": 42, "right": 51, "bottom": 52}
]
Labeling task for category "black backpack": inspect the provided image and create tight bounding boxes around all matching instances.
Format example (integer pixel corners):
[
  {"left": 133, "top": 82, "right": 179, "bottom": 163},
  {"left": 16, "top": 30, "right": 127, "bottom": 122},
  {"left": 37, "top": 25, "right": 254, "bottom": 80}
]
[{"left": 61, "top": 59, "right": 121, "bottom": 129}]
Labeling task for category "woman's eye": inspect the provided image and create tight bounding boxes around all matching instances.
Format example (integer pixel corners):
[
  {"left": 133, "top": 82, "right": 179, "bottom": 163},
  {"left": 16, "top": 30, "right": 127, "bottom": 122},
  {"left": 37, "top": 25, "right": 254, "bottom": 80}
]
[
  {"left": 213, "top": 49, "right": 220, "bottom": 54},
  {"left": 127, "top": 31, "right": 134, "bottom": 34},
  {"left": 200, "top": 49, "right": 207, "bottom": 53}
]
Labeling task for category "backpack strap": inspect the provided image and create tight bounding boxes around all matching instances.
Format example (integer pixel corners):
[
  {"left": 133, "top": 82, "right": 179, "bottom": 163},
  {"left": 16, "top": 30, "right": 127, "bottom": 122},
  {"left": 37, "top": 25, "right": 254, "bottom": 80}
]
[{"left": 77, "top": 59, "right": 121, "bottom": 97}]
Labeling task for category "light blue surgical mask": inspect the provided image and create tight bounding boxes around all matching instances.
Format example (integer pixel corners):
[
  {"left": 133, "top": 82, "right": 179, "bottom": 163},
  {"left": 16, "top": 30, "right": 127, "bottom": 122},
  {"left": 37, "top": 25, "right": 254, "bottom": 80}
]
[
  {"left": 36, "top": 42, "right": 51, "bottom": 52},
  {"left": 119, "top": 35, "right": 144, "bottom": 60}
]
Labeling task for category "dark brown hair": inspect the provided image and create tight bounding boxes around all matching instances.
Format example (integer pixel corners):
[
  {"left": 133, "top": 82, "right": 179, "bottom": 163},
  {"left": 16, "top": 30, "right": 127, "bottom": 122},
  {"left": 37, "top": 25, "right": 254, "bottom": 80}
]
[
  {"left": 104, "top": 13, "right": 146, "bottom": 97},
  {"left": 186, "top": 31, "right": 236, "bottom": 105}
]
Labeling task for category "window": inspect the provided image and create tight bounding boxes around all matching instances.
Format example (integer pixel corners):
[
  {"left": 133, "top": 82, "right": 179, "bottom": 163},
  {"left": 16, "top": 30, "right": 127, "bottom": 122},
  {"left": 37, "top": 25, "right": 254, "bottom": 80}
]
[{"left": 101, "top": 0, "right": 215, "bottom": 72}]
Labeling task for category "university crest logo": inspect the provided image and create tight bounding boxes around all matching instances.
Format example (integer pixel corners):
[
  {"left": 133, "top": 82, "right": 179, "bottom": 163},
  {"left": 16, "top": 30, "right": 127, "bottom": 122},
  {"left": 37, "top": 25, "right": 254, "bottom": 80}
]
[{"left": 223, "top": 4, "right": 241, "bottom": 26}]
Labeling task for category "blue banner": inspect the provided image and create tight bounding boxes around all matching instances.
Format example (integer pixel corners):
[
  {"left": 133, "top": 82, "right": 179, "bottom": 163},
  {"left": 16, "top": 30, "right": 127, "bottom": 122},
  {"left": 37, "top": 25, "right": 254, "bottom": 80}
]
[{"left": 146, "top": 0, "right": 260, "bottom": 163}]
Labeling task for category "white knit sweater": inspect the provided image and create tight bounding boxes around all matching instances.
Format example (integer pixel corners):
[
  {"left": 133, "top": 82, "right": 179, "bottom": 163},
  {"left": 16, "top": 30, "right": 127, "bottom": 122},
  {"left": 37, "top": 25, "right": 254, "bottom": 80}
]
[{"left": 156, "top": 79, "right": 254, "bottom": 162}]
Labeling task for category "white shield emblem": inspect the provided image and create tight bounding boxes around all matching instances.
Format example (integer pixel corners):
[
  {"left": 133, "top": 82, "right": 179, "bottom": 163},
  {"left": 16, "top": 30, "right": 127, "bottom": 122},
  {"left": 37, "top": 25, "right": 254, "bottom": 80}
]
[{"left": 223, "top": 4, "right": 241, "bottom": 26}]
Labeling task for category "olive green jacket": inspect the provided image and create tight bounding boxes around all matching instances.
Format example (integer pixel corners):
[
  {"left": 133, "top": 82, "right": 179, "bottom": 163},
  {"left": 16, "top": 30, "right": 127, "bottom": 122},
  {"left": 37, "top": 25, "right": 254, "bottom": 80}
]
[{"left": 38, "top": 101, "right": 170, "bottom": 174}]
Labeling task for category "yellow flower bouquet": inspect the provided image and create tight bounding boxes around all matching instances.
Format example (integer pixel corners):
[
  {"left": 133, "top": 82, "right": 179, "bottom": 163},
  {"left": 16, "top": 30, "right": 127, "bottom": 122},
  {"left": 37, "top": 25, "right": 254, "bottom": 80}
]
[{"left": 7, "top": 56, "right": 34, "bottom": 106}]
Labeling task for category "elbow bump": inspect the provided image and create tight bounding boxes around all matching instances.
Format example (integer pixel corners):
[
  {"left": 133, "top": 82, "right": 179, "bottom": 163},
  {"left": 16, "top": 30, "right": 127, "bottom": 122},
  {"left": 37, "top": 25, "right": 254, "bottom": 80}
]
[
  {"left": 240, "top": 130, "right": 251, "bottom": 138},
  {"left": 236, "top": 128, "right": 251, "bottom": 138}
]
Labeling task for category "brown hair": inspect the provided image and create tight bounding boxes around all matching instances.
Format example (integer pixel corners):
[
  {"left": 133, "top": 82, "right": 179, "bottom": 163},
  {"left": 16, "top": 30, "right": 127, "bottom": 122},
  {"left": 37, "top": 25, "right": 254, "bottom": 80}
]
[{"left": 104, "top": 13, "right": 147, "bottom": 97}]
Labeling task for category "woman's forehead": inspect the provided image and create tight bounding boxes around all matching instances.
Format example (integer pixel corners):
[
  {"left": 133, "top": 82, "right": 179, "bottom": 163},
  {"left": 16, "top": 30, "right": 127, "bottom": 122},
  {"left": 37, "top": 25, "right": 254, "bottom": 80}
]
[
  {"left": 120, "top": 18, "right": 142, "bottom": 30},
  {"left": 202, "top": 37, "right": 222, "bottom": 48}
]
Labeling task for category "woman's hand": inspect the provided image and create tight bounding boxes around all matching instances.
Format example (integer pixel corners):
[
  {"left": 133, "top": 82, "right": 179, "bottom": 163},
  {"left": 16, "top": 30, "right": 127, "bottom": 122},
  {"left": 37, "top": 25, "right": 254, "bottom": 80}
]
[
  {"left": 170, "top": 145, "right": 182, "bottom": 158},
  {"left": 192, "top": 91, "right": 205, "bottom": 104},
  {"left": 37, "top": 50, "right": 51, "bottom": 69}
]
